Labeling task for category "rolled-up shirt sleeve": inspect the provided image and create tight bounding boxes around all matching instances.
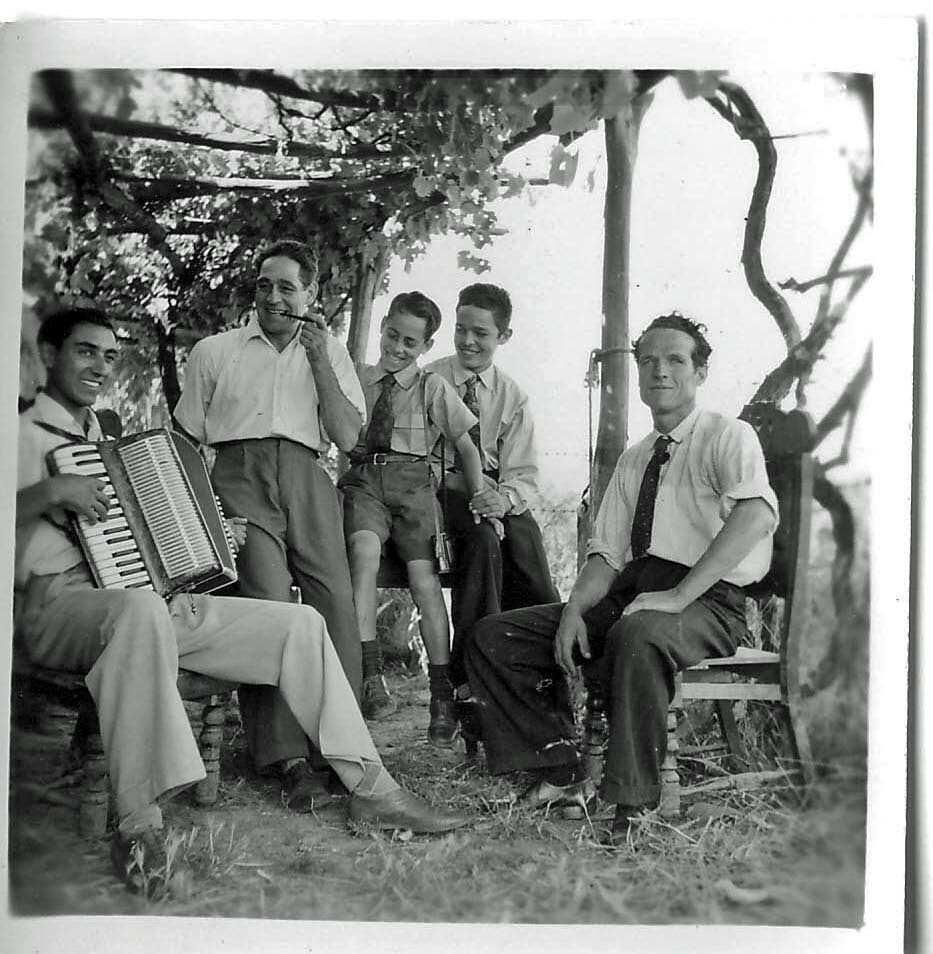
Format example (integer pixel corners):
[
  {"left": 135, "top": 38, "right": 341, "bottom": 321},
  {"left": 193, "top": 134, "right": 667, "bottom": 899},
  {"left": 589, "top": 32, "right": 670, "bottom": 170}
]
[
  {"left": 712, "top": 419, "right": 779, "bottom": 529},
  {"left": 584, "top": 457, "right": 631, "bottom": 571},
  {"left": 327, "top": 337, "right": 367, "bottom": 423},
  {"left": 174, "top": 340, "right": 216, "bottom": 444},
  {"left": 428, "top": 374, "right": 477, "bottom": 445}
]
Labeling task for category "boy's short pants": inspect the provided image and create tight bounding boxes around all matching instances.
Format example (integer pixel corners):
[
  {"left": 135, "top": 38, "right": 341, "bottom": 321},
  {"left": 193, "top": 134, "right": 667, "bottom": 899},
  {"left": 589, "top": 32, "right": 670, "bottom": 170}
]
[{"left": 338, "top": 460, "right": 436, "bottom": 562}]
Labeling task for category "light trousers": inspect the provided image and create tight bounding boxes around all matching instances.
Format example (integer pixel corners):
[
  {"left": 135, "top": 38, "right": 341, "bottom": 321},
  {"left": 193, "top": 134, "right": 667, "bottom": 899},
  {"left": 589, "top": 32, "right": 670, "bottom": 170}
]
[{"left": 17, "top": 566, "right": 392, "bottom": 829}]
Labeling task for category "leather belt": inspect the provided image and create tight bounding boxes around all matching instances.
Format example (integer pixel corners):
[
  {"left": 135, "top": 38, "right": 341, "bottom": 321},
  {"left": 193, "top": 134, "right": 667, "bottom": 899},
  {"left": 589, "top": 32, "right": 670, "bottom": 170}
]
[{"left": 350, "top": 452, "right": 427, "bottom": 466}]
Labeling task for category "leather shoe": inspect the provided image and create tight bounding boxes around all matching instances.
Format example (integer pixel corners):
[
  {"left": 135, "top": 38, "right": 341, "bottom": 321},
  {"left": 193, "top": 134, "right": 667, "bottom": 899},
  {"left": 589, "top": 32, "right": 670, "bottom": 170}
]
[
  {"left": 361, "top": 674, "right": 397, "bottom": 720},
  {"left": 111, "top": 827, "right": 189, "bottom": 897},
  {"left": 348, "top": 787, "right": 471, "bottom": 834},
  {"left": 281, "top": 759, "right": 339, "bottom": 812},
  {"left": 517, "top": 777, "right": 589, "bottom": 813},
  {"left": 427, "top": 696, "right": 459, "bottom": 747}
]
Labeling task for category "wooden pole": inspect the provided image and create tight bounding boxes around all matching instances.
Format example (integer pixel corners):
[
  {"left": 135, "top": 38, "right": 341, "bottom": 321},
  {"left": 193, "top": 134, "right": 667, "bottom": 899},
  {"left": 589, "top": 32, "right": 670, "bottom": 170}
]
[{"left": 592, "top": 100, "right": 649, "bottom": 515}]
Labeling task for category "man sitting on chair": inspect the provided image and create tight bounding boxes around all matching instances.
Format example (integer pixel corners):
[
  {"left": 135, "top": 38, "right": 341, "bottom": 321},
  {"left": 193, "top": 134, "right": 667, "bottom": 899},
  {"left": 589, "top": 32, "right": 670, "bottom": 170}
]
[
  {"left": 463, "top": 313, "right": 778, "bottom": 844},
  {"left": 15, "top": 306, "right": 470, "bottom": 893}
]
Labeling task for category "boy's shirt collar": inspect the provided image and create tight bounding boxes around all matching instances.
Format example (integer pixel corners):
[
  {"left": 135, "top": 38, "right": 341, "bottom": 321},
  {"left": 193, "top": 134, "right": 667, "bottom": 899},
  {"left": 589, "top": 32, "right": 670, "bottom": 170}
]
[
  {"left": 373, "top": 359, "right": 420, "bottom": 390},
  {"left": 449, "top": 355, "right": 495, "bottom": 389}
]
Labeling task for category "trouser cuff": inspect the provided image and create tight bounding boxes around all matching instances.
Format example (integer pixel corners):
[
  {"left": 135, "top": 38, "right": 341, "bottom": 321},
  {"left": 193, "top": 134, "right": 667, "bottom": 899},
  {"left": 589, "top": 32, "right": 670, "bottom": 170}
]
[{"left": 600, "top": 776, "right": 661, "bottom": 808}]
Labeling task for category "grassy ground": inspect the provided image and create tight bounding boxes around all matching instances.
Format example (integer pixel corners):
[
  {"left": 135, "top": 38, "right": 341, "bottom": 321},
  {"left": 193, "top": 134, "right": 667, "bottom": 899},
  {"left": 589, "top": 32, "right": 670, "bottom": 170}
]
[{"left": 8, "top": 671, "right": 865, "bottom": 925}]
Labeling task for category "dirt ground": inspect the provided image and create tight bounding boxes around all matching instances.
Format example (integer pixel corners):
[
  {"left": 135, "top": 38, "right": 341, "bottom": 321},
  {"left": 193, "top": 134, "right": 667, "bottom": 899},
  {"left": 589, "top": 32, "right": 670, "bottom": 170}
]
[{"left": 7, "top": 669, "right": 866, "bottom": 926}]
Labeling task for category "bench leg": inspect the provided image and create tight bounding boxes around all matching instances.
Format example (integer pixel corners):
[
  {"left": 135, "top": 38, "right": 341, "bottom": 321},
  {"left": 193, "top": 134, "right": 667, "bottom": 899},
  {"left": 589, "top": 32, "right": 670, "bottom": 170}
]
[
  {"left": 193, "top": 697, "right": 226, "bottom": 806},
  {"left": 714, "top": 699, "right": 749, "bottom": 771}
]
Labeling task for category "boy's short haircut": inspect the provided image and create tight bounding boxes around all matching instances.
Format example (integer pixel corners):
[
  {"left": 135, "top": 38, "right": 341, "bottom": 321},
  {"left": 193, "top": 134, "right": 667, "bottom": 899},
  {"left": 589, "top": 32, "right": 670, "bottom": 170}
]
[
  {"left": 38, "top": 306, "right": 116, "bottom": 350},
  {"left": 387, "top": 291, "right": 442, "bottom": 340},
  {"left": 633, "top": 311, "right": 713, "bottom": 369},
  {"left": 457, "top": 283, "right": 512, "bottom": 334},
  {"left": 256, "top": 240, "right": 320, "bottom": 287}
]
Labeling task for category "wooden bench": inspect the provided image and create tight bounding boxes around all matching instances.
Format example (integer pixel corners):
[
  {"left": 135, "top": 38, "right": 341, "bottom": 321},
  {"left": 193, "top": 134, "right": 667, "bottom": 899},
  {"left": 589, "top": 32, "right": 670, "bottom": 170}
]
[
  {"left": 579, "top": 404, "right": 817, "bottom": 816},
  {"left": 376, "top": 539, "right": 455, "bottom": 590},
  {"left": 11, "top": 652, "right": 236, "bottom": 838}
]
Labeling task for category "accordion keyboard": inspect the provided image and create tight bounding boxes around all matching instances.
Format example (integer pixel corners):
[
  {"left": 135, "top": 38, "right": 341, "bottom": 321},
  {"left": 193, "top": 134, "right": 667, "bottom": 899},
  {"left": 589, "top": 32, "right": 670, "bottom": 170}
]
[{"left": 51, "top": 443, "right": 155, "bottom": 590}]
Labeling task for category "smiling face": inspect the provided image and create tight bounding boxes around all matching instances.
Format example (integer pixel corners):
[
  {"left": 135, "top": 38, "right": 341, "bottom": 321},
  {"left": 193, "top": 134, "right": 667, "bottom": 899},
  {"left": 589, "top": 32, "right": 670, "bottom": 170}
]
[
  {"left": 453, "top": 304, "right": 511, "bottom": 373},
  {"left": 40, "top": 321, "right": 120, "bottom": 418},
  {"left": 379, "top": 309, "right": 433, "bottom": 373},
  {"left": 254, "top": 255, "right": 315, "bottom": 347},
  {"left": 635, "top": 327, "right": 707, "bottom": 431}
]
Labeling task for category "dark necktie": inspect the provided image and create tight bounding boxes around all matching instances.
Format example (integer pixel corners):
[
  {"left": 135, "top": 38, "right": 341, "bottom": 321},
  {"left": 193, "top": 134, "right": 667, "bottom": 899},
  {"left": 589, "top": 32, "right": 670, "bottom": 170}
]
[
  {"left": 364, "top": 372, "right": 396, "bottom": 453},
  {"left": 461, "top": 374, "right": 482, "bottom": 457},
  {"left": 630, "top": 436, "right": 673, "bottom": 559}
]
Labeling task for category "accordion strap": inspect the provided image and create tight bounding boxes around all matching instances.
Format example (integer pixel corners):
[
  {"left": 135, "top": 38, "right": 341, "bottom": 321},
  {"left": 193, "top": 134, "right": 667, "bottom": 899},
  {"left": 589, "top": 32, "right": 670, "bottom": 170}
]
[{"left": 419, "top": 372, "right": 448, "bottom": 544}]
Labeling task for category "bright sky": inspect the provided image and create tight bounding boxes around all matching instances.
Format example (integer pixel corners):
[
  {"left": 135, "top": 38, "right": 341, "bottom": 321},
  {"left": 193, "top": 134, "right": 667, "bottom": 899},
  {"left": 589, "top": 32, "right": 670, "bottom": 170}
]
[{"left": 368, "top": 72, "right": 873, "bottom": 499}]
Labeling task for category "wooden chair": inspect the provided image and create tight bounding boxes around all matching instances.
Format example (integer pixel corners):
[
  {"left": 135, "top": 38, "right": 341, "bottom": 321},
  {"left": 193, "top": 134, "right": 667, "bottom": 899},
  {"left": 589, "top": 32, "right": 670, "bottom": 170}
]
[
  {"left": 656, "top": 404, "right": 817, "bottom": 816},
  {"left": 11, "top": 651, "right": 235, "bottom": 838}
]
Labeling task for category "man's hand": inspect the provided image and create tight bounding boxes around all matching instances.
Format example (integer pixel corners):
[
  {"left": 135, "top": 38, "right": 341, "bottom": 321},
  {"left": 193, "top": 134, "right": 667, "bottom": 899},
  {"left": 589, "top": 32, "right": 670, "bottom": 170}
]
[
  {"left": 226, "top": 517, "right": 248, "bottom": 553},
  {"left": 485, "top": 515, "right": 505, "bottom": 541},
  {"left": 298, "top": 315, "right": 330, "bottom": 365},
  {"left": 554, "top": 604, "right": 591, "bottom": 677},
  {"left": 53, "top": 474, "right": 111, "bottom": 523},
  {"left": 622, "top": 588, "right": 689, "bottom": 617},
  {"left": 470, "top": 486, "right": 510, "bottom": 520}
]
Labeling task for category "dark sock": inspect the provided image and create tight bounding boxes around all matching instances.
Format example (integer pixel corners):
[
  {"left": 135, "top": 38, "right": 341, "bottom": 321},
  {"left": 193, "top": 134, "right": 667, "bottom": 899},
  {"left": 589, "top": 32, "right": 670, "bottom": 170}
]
[
  {"left": 428, "top": 663, "right": 453, "bottom": 700},
  {"left": 540, "top": 761, "right": 584, "bottom": 787},
  {"left": 361, "top": 641, "right": 382, "bottom": 680}
]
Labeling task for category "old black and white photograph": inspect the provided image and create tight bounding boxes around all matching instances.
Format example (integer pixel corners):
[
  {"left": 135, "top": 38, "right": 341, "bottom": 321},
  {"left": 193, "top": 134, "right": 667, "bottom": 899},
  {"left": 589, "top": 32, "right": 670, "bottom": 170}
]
[{"left": 0, "top": 13, "right": 920, "bottom": 954}]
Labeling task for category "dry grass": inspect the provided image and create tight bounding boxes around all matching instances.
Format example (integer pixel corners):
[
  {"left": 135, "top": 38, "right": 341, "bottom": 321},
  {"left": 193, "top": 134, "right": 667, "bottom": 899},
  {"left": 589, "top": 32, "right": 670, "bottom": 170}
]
[
  {"left": 8, "top": 487, "right": 869, "bottom": 924},
  {"left": 8, "top": 671, "right": 865, "bottom": 926}
]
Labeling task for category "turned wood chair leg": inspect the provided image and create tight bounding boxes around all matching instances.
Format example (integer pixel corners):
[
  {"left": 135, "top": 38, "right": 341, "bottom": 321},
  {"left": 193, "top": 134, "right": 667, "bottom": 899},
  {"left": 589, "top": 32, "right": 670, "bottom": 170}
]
[
  {"left": 660, "top": 679, "right": 683, "bottom": 818},
  {"left": 79, "top": 726, "right": 110, "bottom": 838},
  {"left": 714, "top": 699, "right": 749, "bottom": 771},
  {"left": 193, "top": 696, "right": 226, "bottom": 806}
]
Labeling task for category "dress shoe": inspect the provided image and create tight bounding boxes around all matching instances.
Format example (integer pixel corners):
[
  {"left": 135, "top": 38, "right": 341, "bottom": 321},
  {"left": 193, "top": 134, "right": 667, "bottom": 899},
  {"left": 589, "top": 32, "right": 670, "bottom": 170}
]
[
  {"left": 427, "top": 695, "right": 459, "bottom": 747},
  {"left": 348, "top": 786, "right": 471, "bottom": 834},
  {"left": 361, "top": 674, "right": 397, "bottom": 720},
  {"left": 111, "top": 827, "right": 189, "bottom": 897},
  {"left": 517, "top": 777, "right": 589, "bottom": 813},
  {"left": 280, "top": 759, "right": 340, "bottom": 812}
]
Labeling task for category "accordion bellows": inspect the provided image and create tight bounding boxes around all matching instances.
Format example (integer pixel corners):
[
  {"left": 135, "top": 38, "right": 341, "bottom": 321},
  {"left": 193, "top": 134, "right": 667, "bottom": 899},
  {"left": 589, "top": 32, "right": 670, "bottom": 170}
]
[{"left": 48, "top": 429, "right": 238, "bottom": 597}]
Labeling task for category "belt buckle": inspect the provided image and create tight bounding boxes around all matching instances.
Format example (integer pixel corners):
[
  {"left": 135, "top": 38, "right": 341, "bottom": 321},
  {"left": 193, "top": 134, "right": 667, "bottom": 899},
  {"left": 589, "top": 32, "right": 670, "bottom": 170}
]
[{"left": 372, "top": 453, "right": 389, "bottom": 466}]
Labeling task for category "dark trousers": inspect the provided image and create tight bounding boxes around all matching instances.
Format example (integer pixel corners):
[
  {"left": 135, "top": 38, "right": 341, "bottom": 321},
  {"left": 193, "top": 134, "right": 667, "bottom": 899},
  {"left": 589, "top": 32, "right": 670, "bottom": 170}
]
[
  {"left": 212, "top": 438, "right": 362, "bottom": 772},
  {"left": 464, "top": 556, "right": 746, "bottom": 806},
  {"left": 443, "top": 487, "right": 560, "bottom": 685}
]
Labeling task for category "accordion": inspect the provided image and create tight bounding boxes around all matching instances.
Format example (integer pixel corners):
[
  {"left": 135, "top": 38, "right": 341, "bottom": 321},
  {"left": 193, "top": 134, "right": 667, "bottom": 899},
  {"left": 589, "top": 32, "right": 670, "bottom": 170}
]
[{"left": 47, "top": 429, "right": 238, "bottom": 598}]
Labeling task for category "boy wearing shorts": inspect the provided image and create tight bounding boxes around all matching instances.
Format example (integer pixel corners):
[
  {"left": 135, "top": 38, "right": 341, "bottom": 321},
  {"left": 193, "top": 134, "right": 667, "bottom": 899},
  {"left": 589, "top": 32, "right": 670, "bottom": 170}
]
[{"left": 339, "top": 292, "right": 499, "bottom": 746}]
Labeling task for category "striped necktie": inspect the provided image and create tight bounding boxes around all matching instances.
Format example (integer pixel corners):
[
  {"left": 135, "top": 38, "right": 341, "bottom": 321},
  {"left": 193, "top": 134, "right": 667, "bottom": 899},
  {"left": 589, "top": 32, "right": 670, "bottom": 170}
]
[{"left": 461, "top": 374, "right": 482, "bottom": 457}]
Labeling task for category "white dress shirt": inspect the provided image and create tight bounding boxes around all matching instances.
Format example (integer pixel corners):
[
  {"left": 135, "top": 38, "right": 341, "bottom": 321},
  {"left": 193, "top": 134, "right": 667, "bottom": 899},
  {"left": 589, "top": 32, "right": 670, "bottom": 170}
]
[
  {"left": 174, "top": 314, "right": 366, "bottom": 453},
  {"left": 586, "top": 407, "right": 779, "bottom": 587},
  {"left": 425, "top": 354, "right": 541, "bottom": 514}
]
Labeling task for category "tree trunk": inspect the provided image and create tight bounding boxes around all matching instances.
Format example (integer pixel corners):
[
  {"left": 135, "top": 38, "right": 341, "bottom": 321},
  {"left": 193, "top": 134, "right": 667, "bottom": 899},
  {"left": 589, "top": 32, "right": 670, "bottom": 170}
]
[
  {"left": 346, "top": 245, "right": 388, "bottom": 367},
  {"left": 592, "top": 100, "right": 648, "bottom": 515},
  {"left": 157, "top": 323, "right": 181, "bottom": 414}
]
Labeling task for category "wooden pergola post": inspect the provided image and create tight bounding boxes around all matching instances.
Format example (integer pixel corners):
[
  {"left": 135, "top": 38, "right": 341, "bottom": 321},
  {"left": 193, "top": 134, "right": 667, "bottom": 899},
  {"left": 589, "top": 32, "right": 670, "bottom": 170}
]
[{"left": 591, "top": 97, "right": 651, "bottom": 517}]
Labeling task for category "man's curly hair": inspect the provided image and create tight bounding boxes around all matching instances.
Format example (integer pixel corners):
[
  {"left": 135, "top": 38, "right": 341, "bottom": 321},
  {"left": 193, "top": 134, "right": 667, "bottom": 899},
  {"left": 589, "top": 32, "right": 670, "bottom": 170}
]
[{"left": 632, "top": 312, "right": 712, "bottom": 369}]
